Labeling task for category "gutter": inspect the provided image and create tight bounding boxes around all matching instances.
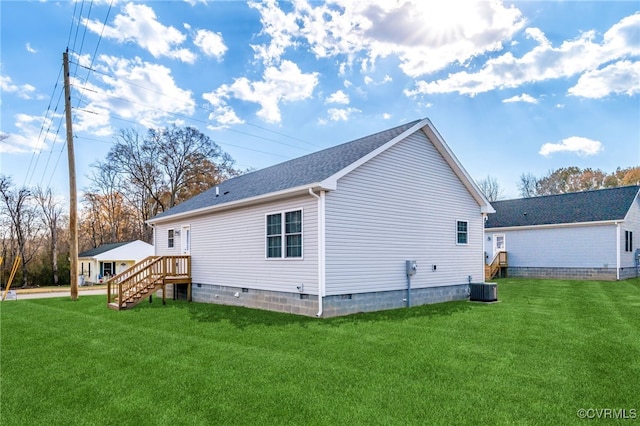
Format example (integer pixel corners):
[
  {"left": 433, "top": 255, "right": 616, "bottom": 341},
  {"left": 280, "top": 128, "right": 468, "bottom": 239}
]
[
  {"left": 616, "top": 222, "right": 621, "bottom": 280},
  {"left": 485, "top": 219, "right": 624, "bottom": 232},
  {"left": 308, "top": 188, "right": 326, "bottom": 317}
]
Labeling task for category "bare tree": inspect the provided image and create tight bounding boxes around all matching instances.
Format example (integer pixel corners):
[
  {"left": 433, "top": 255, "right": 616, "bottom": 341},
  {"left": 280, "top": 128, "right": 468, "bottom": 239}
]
[
  {"left": 33, "top": 186, "right": 63, "bottom": 285},
  {"left": 102, "top": 126, "right": 241, "bottom": 241},
  {"left": 82, "top": 160, "right": 140, "bottom": 246},
  {"left": 476, "top": 175, "right": 503, "bottom": 202},
  {"left": 517, "top": 173, "right": 538, "bottom": 198},
  {"left": 0, "top": 176, "right": 42, "bottom": 288}
]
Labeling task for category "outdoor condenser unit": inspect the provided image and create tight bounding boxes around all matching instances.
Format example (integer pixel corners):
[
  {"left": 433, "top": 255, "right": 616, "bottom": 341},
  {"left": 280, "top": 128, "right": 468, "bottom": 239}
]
[{"left": 469, "top": 283, "right": 498, "bottom": 302}]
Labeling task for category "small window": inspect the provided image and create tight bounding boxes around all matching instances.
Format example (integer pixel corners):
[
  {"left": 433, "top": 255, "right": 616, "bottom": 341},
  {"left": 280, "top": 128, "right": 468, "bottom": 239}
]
[
  {"left": 266, "top": 210, "right": 303, "bottom": 258},
  {"left": 457, "top": 221, "right": 468, "bottom": 245},
  {"left": 168, "top": 229, "right": 175, "bottom": 249},
  {"left": 625, "top": 231, "right": 633, "bottom": 252}
]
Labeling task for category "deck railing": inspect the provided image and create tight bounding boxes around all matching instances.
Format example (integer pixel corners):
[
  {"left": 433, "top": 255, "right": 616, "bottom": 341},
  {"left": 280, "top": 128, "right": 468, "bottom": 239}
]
[
  {"left": 106, "top": 255, "right": 191, "bottom": 309},
  {"left": 485, "top": 251, "right": 508, "bottom": 280}
]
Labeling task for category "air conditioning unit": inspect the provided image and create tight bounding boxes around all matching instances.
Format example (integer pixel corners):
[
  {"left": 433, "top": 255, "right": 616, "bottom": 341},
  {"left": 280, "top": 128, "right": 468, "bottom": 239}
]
[{"left": 470, "top": 283, "right": 498, "bottom": 302}]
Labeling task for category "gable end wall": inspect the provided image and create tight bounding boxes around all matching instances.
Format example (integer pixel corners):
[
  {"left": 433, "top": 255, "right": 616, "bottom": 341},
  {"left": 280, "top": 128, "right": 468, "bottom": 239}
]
[{"left": 325, "top": 130, "right": 485, "bottom": 296}]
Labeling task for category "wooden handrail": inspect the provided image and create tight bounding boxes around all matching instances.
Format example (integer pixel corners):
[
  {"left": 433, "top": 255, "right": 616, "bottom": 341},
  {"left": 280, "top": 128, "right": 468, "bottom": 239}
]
[
  {"left": 486, "top": 251, "right": 508, "bottom": 280},
  {"left": 107, "top": 255, "right": 191, "bottom": 308}
]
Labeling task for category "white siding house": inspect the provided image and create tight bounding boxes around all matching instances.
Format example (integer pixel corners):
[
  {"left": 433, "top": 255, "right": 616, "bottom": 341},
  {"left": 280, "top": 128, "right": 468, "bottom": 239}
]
[
  {"left": 485, "top": 186, "right": 640, "bottom": 280},
  {"left": 148, "top": 118, "right": 494, "bottom": 317},
  {"left": 78, "top": 240, "right": 154, "bottom": 284}
]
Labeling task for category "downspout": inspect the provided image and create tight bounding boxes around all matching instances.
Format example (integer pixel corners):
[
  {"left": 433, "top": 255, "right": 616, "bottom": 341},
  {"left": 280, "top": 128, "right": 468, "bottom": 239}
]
[
  {"left": 309, "top": 188, "right": 326, "bottom": 317},
  {"left": 616, "top": 222, "right": 621, "bottom": 280}
]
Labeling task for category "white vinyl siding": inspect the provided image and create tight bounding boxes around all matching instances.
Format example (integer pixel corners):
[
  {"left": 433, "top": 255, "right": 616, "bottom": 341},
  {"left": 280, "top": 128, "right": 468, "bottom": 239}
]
[
  {"left": 324, "top": 130, "right": 485, "bottom": 295},
  {"left": 621, "top": 194, "right": 640, "bottom": 267},
  {"left": 489, "top": 225, "right": 618, "bottom": 268},
  {"left": 155, "top": 196, "right": 318, "bottom": 294}
]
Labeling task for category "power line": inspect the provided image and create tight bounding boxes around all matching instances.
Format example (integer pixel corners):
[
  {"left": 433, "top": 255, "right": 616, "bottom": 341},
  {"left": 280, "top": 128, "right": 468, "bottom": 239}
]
[
  {"left": 22, "top": 64, "right": 65, "bottom": 188},
  {"left": 70, "top": 61, "right": 324, "bottom": 150},
  {"left": 70, "top": 81, "right": 318, "bottom": 154}
]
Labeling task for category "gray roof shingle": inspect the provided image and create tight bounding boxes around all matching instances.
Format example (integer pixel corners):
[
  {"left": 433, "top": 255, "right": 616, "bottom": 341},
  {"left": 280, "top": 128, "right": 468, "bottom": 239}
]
[
  {"left": 151, "top": 119, "right": 422, "bottom": 221},
  {"left": 79, "top": 241, "right": 130, "bottom": 258},
  {"left": 485, "top": 185, "right": 640, "bottom": 228}
]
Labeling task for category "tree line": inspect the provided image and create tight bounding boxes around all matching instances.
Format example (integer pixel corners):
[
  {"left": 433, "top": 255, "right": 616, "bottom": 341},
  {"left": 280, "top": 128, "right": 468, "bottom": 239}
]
[
  {"left": 476, "top": 166, "right": 640, "bottom": 202},
  {"left": 1, "top": 126, "right": 240, "bottom": 288},
  {"left": 2, "top": 123, "right": 638, "bottom": 288}
]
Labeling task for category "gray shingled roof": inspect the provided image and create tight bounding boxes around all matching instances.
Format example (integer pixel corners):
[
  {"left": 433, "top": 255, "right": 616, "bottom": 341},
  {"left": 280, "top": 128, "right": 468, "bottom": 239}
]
[
  {"left": 79, "top": 241, "right": 130, "bottom": 258},
  {"left": 485, "top": 185, "right": 640, "bottom": 228},
  {"left": 151, "top": 119, "right": 422, "bottom": 221}
]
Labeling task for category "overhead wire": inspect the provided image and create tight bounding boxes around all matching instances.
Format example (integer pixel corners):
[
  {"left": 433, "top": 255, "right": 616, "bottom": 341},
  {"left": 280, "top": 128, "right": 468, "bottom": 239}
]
[
  {"left": 71, "top": 61, "right": 324, "bottom": 150},
  {"left": 42, "top": 0, "right": 113, "bottom": 191},
  {"left": 22, "top": 64, "right": 64, "bottom": 188},
  {"left": 25, "top": 0, "right": 325, "bottom": 193}
]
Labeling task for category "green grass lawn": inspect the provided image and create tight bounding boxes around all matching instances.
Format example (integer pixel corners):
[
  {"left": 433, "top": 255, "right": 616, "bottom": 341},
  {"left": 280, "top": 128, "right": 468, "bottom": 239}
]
[{"left": 1, "top": 278, "right": 639, "bottom": 425}]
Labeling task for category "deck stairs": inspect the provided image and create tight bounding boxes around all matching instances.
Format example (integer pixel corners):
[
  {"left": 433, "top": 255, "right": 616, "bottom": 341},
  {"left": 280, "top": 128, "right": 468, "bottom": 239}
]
[
  {"left": 107, "top": 255, "right": 191, "bottom": 310},
  {"left": 485, "top": 251, "right": 508, "bottom": 281}
]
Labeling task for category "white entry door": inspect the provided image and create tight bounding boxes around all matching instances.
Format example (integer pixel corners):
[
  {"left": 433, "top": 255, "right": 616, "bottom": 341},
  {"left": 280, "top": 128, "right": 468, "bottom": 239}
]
[
  {"left": 493, "top": 234, "right": 505, "bottom": 253},
  {"left": 181, "top": 225, "right": 191, "bottom": 255}
]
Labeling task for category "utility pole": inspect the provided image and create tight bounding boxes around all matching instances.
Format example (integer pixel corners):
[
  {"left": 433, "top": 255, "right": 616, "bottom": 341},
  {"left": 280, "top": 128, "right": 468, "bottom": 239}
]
[{"left": 63, "top": 50, "right": 79, "bottom": 301}]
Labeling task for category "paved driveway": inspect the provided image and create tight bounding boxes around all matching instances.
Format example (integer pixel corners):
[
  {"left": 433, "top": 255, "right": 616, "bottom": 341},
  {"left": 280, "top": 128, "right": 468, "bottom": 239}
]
[{"left": 5, "top": 287, "right": 106, "bottom": 300}]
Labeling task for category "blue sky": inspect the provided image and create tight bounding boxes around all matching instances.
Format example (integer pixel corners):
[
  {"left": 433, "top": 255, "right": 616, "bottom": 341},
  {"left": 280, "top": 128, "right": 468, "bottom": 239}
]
[{"left": 1, "top": 0, "right": 639, "bottom": 200}]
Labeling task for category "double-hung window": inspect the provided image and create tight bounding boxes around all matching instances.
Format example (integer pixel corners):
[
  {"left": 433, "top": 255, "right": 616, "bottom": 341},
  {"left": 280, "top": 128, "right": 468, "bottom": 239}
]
[
  {"left": 168, "top": 229, "right": 175, "bottom": 249},
  {"left": 457, "top": 220, "right": 468, "bottom": 245},
  {"left": 266, "top": 210, "right": 303, "bottom": 258}
]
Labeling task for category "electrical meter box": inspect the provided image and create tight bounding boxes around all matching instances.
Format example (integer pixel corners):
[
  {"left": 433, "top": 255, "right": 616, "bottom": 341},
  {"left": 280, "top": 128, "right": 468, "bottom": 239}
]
[{"left": 406, "top": 260, "right": 417, "bottom": 276}]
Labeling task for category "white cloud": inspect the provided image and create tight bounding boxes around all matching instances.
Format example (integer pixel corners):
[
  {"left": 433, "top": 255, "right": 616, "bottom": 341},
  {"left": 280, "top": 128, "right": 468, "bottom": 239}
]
[
  {"left": 83, "top": 3, "right": 196, "bottom": 63},
  {"left": 539, "top": 136, "right": 603, "bottom": 157},
  {"left": 569, "top": 60, "right": 640, "bottom": 98},
  {"left": 502, "top": 93, "right": 538, "bottom": 104},
  {"left": 249, "top": 0, "right": 300, "bottom": 65},
  {"left": 364, "top": 74, "right": 392, "bottom": 85},
  {"left": 328, "top": 107, "right": 361, "bottom": 121},
  {"left": 382, "top": 113, "right": 391, "bottom": 119},
  {"left": 249, "top": 0, "right": 525, "bottom": 77},
  {"left": 26, "top": 43, "right": 37, "bottom": 53},
  {"left": 0, "top": 75, "right": 36, "bottom": 100},
  {"left": 406, "top": 12, "right": 640, "bottom": 97},
  {"left": 184, "top": 0, "right": 208, "bottom": 5},
  {"left": 193, "top": 29, "right": 227, "bottom": 59},
  {"left": 71, "top": 55, "right": 195, "bottom": 135},
  {"left": 325, "top": 90, "right": 349, "bottom": 104},
  {"left": 204, "top": 60, "right": 318, "bottom": 124},
  {"left": 0, "top": 113, "right": 57, "bottom": 154}
]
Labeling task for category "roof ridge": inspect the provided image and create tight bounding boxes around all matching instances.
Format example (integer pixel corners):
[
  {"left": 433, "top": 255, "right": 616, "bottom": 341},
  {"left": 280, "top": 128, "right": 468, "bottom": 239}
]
[
  {"left": 150, "top": 119, "right": 425, "bottom": 221},
  {"left": 494, "top": 184, "right": 640, "bottom": 203}
]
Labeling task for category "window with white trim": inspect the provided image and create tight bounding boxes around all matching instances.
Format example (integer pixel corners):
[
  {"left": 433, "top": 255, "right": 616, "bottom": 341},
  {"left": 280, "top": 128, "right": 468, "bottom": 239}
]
[
  {"left": 168, "top": 229, "right": 175, "bottom": 249},
  {"left": 266, "top": 210, "right": 302, "bottom": 258},
  {"left": 457, "top": 221, "right": 468, "bottom": 245},
  {"left": 625, "top": 231, "right": 633, "bottom": 252}
]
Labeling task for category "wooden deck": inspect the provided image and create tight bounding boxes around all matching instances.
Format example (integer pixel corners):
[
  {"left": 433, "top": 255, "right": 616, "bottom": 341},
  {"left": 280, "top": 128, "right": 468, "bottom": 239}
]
[
  {"left": 106, "top": 255, "right": 191, "bottom": 310},
  {"left": 485, "top": 251, "right": 508, "bottom": 280}
]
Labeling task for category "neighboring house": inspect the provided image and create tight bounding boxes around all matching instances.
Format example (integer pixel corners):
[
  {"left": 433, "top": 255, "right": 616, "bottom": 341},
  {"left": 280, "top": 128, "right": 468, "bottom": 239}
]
[
  {"left": 485, "top": 185, "right": 640, "bottom": 281},
  {"left": 147, "top": 118, "right": 494, "bottom": 317},
  {"left": 78, "top": 240, "right": 154, "bottom": 284}
]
